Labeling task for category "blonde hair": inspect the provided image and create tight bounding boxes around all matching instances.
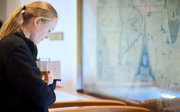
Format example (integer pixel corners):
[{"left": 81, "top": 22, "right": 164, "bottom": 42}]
[{"left": 0, "top": 1, "right": 58, "bottom": 39}]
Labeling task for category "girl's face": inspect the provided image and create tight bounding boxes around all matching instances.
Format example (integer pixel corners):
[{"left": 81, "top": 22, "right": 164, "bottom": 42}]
[{"left": 29, "top": 18, "right": 57, "bottom": 45}]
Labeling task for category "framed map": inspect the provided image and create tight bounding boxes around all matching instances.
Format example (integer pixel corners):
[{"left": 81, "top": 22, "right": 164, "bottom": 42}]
[{"left": 79, "top": 0, "right": 180, "bottom": 101}]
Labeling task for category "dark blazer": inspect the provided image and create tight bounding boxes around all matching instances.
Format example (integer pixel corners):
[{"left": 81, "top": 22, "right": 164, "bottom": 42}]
[{"left": 0, "top": 31, "right": 56, "bottom": 112}]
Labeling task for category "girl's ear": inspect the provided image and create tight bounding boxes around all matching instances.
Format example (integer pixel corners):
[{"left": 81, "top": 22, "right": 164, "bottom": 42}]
[{"left": 34, "top": 17, "right": 41, "bottom": 28}]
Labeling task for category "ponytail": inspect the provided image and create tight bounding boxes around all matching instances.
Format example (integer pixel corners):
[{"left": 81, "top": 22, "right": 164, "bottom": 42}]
[{"left": 0, "top": 6, "right": 23, "bottom": 39}]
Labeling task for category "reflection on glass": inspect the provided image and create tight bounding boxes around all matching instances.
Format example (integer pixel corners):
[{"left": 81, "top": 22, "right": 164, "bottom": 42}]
[{"left": 82, "top": 0, "right": 180, "bottom": 111}]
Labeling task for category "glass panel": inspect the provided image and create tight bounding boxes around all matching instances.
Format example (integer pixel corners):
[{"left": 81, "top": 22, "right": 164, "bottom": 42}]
[{"left": 82, "top": 0, "right": 180, "bottom": 111}]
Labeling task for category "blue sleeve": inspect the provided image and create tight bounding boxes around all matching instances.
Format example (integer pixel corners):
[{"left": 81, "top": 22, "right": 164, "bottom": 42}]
[
  {"left": 6, "top": 45, "right": 56, "bottom": 107},
  {"left": 49, "top": 80, "right": 57, "bottom": 91}
]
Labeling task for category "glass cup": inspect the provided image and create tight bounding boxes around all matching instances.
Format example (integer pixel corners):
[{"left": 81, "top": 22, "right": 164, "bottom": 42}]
[{"left": 37, "top": 58, "right": 50, "bottom": 83}]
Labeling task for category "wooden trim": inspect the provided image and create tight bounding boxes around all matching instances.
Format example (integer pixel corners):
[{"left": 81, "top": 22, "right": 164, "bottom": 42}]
[
  {"left": 49, "top": 100, "right": 127, "bottom": 108},
  {"left": 49, "top": 105, "right": 151, "bottom": 112},
  {"left": 77, "top": 0, "right": 83, "bottom": 91}
]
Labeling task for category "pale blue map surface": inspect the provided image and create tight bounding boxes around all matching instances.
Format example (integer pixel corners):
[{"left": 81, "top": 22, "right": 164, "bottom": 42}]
[{"left": 82, "top": 0, "right": 180, "bottom": 99}]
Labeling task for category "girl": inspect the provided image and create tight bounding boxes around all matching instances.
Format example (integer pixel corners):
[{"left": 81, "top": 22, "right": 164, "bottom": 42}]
[{"left": 0, "top": 1, "right": 58, "bottom": 112}]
